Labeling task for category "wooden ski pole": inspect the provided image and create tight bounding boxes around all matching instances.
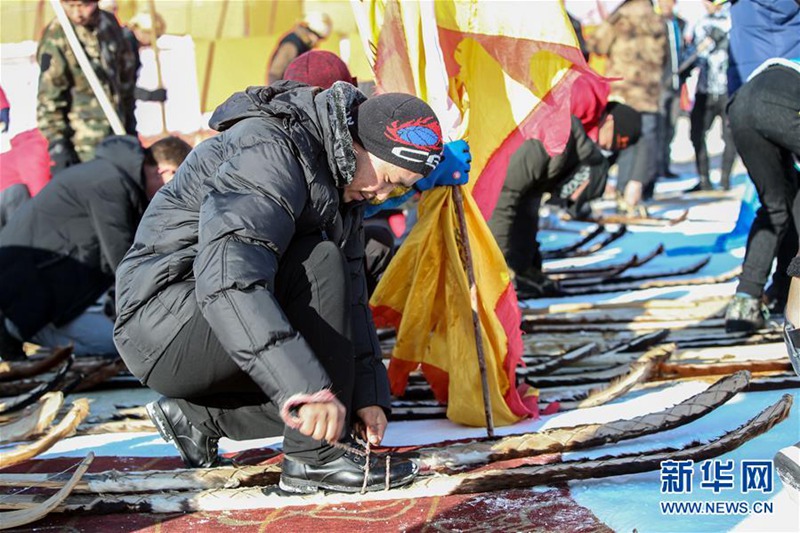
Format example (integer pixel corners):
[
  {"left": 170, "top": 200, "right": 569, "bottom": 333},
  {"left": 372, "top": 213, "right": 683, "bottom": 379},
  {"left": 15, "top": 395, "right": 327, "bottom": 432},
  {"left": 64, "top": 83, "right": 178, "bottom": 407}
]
[
  {"left": 48, "top": 0, "right": 126, "bottom": 135},
  {"left": 146, "top": 0, "right": 168, "bottom": 134},
  {"left": 452, "top": 186, "right": 495, "bottom": 437}
]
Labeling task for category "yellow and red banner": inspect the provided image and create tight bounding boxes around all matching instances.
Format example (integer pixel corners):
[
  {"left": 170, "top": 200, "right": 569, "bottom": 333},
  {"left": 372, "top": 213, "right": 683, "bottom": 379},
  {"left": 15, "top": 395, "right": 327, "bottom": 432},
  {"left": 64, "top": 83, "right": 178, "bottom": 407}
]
[{"left": 362, "top": 0, "right": 589, "bottom": 427}]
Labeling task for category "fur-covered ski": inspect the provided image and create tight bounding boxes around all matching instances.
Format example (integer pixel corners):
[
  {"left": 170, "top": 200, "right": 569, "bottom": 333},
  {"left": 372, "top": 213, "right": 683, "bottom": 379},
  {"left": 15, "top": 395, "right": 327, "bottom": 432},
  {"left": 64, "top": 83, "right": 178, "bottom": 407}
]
[
  {"left": 672, "top": 329, "right": 783, "bottom": 349},
  {"left": 563, "top": 265, "right": 742, "bottom": 296},
  {"left": 545, "top": 244, "right": 665, "bottom": 279},
  {"left": 570, "top": 224, "right": 627, "bottom": 257},
  {"left": 541, "top": 225, "right": 627, "bottom": 260},
  {"left": 547, "top": 253, "right": 639, "bottom": 282},
  {"left": 521, "top": 300, "right": 726, "bottom": 325},
  {"left": 72, "top": 359, "right": 128, "bottom": 393},
  {"left": 541, "top": 224, "right": 627, "bottom": 261},
  {"left": 0, "top": 399, "right": 90, "bottom": 467},
  {"left": 396, "top": 343, "right": 672, "bottom": 416},
  {"left": 0, "top": 394, "right": 790, "bottom": 514},
  {"left": 522, "top": 294, "right": 728, "bottom": 318},
  {"left": 522, "top": 318, "right": 724, "bottom": 333},
  {"left": 0, "top": 453, "right": 93, "bottom": 530},
  {"left": 0, "top": 392, "right": 64, "bottom": 443},
  {"left": 400, "top": 343, "right": 667, "bottom": 401},
  {"left": 745, "top": 373, "right": 800, "bottom": 391},
  {"left": 0, "top": 371, "right": 751, "bottom": 493},
  {"left": 0, "top": 347, "right": 72, "bottom": 382},
  {"left": 524, "top": 361, "right": 643, "bottom": 388},
  {"left": 517, "top": 342, "right": 598, "bottom": 377},
  {"left": 0, "top": 355, "right": 73, "bottom": 416},
  {"left": 596, "top": 208, "right": 690, "bottom": 227},
  {"left": 540, "top": 224, "right": 605, "bottom": 258},
  {"left": 0, "top": 357, "right": 125, "bottom": 397},
  {"left": 774, "top": 441, "right": 800, "bottom": 493},
  {"left": 556, "top": 344, "right": 672, "bottom": 410},
  {"left": 560, "top": 256, "right": 711, "bottom": 289},
  {"left": 659, "top": 359, "right": 792, "bottom": 378},
  {"left": 560, "top": 256, "right": 713, "bottom": 296}
]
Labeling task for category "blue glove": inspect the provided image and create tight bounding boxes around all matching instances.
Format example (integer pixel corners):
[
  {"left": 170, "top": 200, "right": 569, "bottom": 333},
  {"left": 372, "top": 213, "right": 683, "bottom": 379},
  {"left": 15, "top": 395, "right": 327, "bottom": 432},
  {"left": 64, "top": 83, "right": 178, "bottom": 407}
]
[{"left": 413, "top": 139, "right": 471, "bottom": 192}]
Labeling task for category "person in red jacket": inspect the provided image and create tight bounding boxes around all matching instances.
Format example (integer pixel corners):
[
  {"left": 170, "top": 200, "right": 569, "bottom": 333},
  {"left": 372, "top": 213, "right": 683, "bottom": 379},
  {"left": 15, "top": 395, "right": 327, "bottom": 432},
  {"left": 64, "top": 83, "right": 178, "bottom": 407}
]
[{"left": 0, "top": 129, "right": 51, "bottom": 231}]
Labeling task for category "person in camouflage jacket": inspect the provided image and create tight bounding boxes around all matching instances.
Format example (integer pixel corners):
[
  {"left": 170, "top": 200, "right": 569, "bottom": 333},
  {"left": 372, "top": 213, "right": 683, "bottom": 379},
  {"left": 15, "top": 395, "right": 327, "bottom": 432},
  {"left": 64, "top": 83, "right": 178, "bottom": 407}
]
[
  {"left": 586, "top": 0, "right": 668, "bottom": 213},
  {"left": 36, "top": 0, "right": 137, "bottom": 171}
]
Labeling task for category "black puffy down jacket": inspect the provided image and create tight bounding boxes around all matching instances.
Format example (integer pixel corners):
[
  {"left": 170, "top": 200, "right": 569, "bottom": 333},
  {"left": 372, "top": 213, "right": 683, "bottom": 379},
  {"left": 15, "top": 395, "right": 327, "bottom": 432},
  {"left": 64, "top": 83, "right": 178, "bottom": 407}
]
[{"left": 114, "top": 81, "right": 390, "bottom": 413}]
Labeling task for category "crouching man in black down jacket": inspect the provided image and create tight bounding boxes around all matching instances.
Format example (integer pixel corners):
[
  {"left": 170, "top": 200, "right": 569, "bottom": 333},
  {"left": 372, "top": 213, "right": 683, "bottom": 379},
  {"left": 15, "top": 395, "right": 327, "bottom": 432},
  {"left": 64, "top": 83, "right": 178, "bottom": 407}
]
[{"left": 114, "top": 81, "right": 448, "bottom": 493}]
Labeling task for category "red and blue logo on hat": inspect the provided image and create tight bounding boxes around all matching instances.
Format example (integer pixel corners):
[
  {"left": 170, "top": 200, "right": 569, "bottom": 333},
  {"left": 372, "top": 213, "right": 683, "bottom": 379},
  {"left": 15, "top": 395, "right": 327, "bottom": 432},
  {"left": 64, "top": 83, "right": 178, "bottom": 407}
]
[
  {"left": 384, "top": 117, "right": 442, "bottom": 151},
  {"left": 384, "top": 117, "right": 442, "bottom": 170}
]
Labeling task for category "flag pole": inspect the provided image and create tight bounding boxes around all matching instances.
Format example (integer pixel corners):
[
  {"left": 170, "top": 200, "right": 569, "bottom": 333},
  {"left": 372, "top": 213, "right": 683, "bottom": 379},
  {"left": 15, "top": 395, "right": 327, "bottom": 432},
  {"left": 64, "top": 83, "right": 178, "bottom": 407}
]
[
  {"left": 147, "top": 0, "right": 168, "bottom": 135},
  {"left": 452, "top": 186, "right": 495, "bottom": 437}
]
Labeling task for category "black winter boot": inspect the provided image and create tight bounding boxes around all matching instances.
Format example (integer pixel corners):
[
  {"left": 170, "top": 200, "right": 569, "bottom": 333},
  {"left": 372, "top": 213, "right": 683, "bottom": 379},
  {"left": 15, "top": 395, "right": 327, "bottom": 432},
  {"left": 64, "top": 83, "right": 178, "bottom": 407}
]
[
  {"left": 279, "top": 441, "right": 418, "bottom": 494},
  {"left": 724, "top": 294, "right": 769, "bottom": 333},
  {"left": 513, "top": 268, "right": 562, "bottom": 300},
  {"left": 146, "top": 397, "right": 231, "bottom": 468}
]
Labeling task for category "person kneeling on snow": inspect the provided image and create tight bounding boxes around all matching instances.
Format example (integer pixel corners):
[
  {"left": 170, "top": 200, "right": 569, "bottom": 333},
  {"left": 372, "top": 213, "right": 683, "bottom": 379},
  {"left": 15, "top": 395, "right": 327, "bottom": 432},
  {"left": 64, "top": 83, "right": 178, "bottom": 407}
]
[
  {"left": 488, "top": 106, "right": 641, "bottom": 300},
  {"left": 113, "top": 81, "right": 463, "bottom": 493},
  {"left": 0, "top": 135, "right": 191, "bottom": 360}
]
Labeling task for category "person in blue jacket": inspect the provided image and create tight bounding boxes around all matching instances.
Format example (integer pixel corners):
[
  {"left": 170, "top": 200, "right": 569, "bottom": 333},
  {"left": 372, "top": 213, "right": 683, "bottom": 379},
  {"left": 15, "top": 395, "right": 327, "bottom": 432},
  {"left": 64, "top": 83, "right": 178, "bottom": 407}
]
[{"left": 727, "top": 0, "right": 800, "bottom": 94}]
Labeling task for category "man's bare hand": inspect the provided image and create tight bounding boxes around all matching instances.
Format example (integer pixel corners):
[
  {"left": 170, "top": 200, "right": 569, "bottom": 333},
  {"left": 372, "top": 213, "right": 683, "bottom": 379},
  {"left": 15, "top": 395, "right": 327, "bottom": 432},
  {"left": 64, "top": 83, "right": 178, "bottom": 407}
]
[
  {"left": 297, "top": 399, "right": 346, "bottom": 443},
  {"left": 355, "top": 406, "right": 388, "bottom": 446}
]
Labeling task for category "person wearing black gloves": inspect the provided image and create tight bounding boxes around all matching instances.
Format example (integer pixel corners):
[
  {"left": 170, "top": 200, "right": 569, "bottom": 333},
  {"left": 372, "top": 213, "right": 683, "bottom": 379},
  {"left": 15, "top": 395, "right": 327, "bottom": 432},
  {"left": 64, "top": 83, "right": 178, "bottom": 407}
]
[
  {"left": 0, "top": 135, "right": 190, "bottom": 360},
  {"left": 488, "top": 105, "right": 641, "bottom": 300},
  {"left": 113, "top": 82, "right": 451, "bottom": 493}
]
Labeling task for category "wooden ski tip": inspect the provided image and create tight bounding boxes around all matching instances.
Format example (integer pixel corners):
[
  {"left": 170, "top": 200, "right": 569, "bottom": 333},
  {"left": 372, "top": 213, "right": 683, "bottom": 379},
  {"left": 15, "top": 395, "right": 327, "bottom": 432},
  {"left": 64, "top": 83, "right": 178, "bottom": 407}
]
[{"left": 0, "top": 452, "right": 93, "bottom": 530}]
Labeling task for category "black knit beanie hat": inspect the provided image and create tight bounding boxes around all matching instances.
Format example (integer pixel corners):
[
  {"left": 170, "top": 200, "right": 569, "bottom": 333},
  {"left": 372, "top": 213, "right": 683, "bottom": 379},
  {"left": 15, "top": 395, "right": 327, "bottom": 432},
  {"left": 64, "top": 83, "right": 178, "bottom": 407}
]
[
  {"left": 351, "top": 93, "right": 443, "bottom": 176},
  {"left": 606, "top": 102, "right": 642, "bottom": 151}
]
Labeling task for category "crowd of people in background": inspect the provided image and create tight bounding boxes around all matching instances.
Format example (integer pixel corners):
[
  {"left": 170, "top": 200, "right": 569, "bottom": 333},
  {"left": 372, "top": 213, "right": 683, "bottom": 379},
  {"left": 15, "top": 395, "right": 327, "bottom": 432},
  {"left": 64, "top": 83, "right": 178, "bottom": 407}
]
[{"left": 0, "top": 0, "right": 798, "bottom": 494}]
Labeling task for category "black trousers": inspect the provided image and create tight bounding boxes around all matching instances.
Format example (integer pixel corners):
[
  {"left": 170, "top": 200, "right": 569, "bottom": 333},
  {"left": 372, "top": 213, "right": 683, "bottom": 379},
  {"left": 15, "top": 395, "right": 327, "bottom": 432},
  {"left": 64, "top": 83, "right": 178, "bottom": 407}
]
[
  {"left": 656, "top": 89, "right": 681, "bottom": 176},
  {"left": 690, "top": 92, "right": 737, "bottom": 188},
  {"left": 363, "top": 221, "right": 396, "bottom": 296},
  {"left": 489, "top": 187, "right": 543, "bottom": 274},
  {"left": 729, "top": 66, "right": 800, "bottom": 298},
  {"left": 144, "top": 234, "right": 354, "bottom": 465}
]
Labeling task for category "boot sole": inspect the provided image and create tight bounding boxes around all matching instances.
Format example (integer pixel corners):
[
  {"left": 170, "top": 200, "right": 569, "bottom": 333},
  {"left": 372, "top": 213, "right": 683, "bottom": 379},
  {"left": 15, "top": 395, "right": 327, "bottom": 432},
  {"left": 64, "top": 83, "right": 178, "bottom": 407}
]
[
  {"left": 278, "top": 471, "right": 417, "bottom": 495},
  {"left": 146, "top": 401, "right": 194, "bottom": 467},
  {"left": 146, "top": 401, "right": 233, "bottom": 469},
  {"left": 146, "top": 401, "right": 175, "bottom": 442}
]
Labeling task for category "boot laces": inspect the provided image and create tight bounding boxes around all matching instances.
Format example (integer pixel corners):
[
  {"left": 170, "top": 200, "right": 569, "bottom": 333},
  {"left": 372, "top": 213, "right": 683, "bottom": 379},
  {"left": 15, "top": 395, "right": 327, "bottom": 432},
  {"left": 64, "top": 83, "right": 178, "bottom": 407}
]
[{"left": 329, "top": 437, "right": 393, "bottom": 493}]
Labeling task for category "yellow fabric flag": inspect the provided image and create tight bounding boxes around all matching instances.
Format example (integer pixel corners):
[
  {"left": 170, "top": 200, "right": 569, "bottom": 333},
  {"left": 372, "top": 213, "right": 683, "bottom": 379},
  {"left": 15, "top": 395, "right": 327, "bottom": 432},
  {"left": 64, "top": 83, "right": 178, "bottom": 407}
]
[{"left": 363, "top": 0, "right": 586, "bottom": 426}]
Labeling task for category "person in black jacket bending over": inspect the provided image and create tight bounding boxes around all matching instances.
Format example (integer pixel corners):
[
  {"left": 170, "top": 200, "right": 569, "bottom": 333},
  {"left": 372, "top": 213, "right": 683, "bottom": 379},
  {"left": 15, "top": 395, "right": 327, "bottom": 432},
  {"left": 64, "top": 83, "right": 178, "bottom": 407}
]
[
  {"left": 488, "top": 107, "right": 641, "bottom": 300},
  {"left": 114, "top": 81, "right": 459, "bottom": 493},
  {"left": 0, "top": 135, "right": 191, "bottom": 360}
]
